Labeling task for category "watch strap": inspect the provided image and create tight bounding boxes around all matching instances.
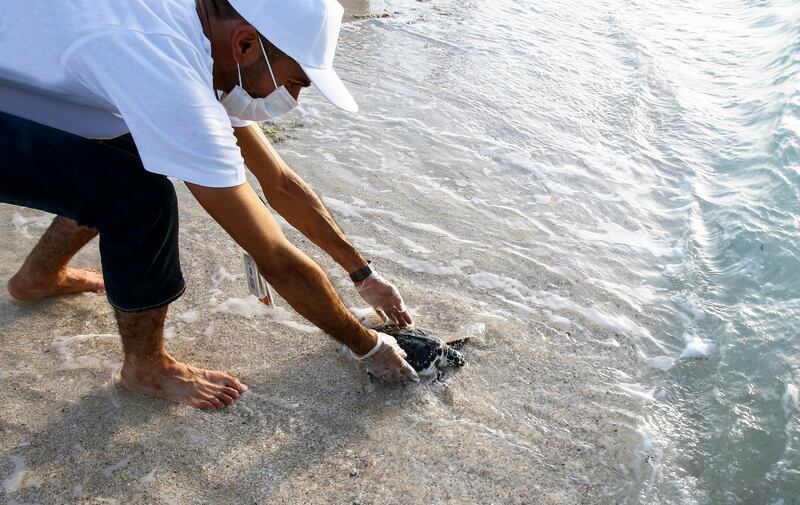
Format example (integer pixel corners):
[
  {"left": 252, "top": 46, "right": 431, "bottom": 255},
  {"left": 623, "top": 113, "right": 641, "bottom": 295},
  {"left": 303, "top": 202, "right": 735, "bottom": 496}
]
[{"left": 349, "top": 260, "right": 373, "bottom": 283}]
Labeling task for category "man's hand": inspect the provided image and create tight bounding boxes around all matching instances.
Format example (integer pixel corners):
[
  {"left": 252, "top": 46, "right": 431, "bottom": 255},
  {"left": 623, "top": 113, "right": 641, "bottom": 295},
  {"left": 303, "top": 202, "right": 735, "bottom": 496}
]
[
  {"left": 186, "top": 181, "right": 410, "bottom": 377},
  {"left": 355, "top": 272, "right": 413, "bottom": 326},
  {"left": 346, "top": 331, "right": 419, "bottom": 382}
]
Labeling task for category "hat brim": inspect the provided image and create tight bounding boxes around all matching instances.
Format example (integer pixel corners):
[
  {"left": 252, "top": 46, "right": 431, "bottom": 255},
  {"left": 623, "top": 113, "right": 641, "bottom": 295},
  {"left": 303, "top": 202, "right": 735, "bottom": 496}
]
[{"left": 301, "top": 64, "right": 358, "bottom": 113}]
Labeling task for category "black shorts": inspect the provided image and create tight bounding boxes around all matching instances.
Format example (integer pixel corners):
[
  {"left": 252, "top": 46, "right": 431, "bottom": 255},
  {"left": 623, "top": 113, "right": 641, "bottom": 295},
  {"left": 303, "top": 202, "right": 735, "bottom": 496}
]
[{"left": 0, "top": 111, "right": 185, "bottom": 312}]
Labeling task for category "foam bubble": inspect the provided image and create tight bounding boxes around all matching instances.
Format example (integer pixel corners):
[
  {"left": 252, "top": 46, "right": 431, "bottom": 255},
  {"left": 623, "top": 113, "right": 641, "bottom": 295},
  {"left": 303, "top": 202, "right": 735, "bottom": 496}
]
[
  {"left": 11, "top": 213, "right": 28, "bottom": 236},
  {"left": 399, "top": 236, "right": 432, "bottom": 254},
  {"left": 672, "top": 294, "right": 706, "bottom": 321},
  {"left": 211, "top": 296, "right": 317, "bottom": 333},
  {"left": 2, "top": 455, "right": 42, "bottom": 493},
  {"left": 632, "top": 425, "right": 661, "bottom": 485},
  {"left": 466, "top": 322, "right": 486, "bottom": 338},
  {"left": 353, "top": 236, "right": 463, "bottom": 275},
  {"left": 268, "top": 306, "right": 317, "bottom": 333},
  {"left": 680, "top": 336, "right": 714, "bottom": 359},
  {"left": 545, "top": 311, "right": 573, "bottom": 329},
  {"left": 645, "top": 355, "right": 676, "bottom": 371},
  {"left": 324, "top": 197, "right": 478, "bottom": 244},
  {"left": 618, "top": 383, "right": 656, "bottom": 403},
  {"left": 52, "top": 334, "right": 117, "bottom": 370},
  {"left": 503, "top": 247, "right": 581, "bottom": 281},
  {"left": 211, "top": 267, "right": 236, "bottom": 289},
  {"left": 10, "top": 212, "right": 51, "bottom": 239},
  {"left": 178, "top": 310, "right": 200, "bottom": 324},
  {"left": 212, "top": 296, "right": 268, "bottom": 319},
  {"left": 480, "top": 276, "right": 662, "bottom": 349},
  {"left": 574, "top": 220, "right": 684, "bottom": 258},
  {"left": 483, "top": 203, "right": 556, "bottom": 237},
  {"left": 349, "top": 307, "right": 379, "bottom": 327},
  {"left": 102, "top": 454, "right": 134, "bottom": 478},
  {"left": 782, "top": 384, "right": 798, "bottom": 418},
  {"left": 322, "top": 196, "right": 362, "bottom": 218}
]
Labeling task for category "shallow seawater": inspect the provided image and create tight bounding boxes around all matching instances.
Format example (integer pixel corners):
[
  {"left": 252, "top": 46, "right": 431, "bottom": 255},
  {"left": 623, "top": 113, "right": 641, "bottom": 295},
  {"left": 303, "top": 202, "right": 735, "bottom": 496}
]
[
  {"left": 272, "top": 0, "right": 799, "bottom": 502},
  {"left": 0, "top": 0, "right": 798, "bottom": 503}
]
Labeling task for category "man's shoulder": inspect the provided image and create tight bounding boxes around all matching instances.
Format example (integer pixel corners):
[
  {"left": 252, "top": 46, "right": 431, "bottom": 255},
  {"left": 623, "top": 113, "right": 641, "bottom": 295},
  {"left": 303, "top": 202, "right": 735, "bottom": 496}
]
[
  {"left": 65, "top": 0, "right": 210, "bottom": 73},
  {"left": 63, "top": 27, "right": 214, "bottom": 99},
  {"left": 65, "top": 29, "right": 203, "bottom": 67}
]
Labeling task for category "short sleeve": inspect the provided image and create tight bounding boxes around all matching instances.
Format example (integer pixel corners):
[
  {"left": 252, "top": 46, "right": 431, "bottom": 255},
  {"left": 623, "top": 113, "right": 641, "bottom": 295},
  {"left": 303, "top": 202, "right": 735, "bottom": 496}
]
[
  {"left": 66, "top": 31, "right": 246, "bottom": 188},
  {"left": 228, "top": 115, "right": 255, "bottom": 128}
]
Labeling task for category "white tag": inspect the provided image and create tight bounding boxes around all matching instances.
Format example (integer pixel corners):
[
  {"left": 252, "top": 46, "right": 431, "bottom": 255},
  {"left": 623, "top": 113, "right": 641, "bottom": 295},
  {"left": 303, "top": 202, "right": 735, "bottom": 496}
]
[{"left": 243, "top": 252, "right": 274, "bottom": 307}]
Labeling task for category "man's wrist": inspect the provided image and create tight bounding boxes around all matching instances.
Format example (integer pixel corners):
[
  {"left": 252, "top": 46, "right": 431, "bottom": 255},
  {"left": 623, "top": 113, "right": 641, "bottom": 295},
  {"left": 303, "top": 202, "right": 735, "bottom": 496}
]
[
  {"left": 349, "top": 260, "right": 373, "bottom": 283},
  {"left": 349, "top": 328, "right": 379, "bottom": 357},
  {"left": 339, "top": 247, "right": 368, "bottom": 276}
]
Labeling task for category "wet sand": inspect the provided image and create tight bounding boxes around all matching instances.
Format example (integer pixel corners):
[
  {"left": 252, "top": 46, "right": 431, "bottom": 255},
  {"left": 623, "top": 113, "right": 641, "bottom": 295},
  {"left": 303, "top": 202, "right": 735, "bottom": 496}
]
[
  {"left": 1, "top": 198, "right": 635, "bottom": 504},
  {"left": 0, "top": 2, "right": 643, "bottom": 504}
]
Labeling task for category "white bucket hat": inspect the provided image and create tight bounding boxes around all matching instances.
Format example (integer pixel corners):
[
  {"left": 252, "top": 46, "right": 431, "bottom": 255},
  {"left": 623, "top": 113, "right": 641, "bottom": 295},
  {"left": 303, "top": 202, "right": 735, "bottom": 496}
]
[{"left": 228, "top": 0, "right": 358, "bottom": 112}]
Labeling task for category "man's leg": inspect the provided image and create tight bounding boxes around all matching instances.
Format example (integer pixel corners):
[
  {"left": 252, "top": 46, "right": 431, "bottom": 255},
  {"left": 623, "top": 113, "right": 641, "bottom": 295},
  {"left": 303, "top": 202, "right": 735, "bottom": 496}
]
[
  {"left": 7, "top": 216, "right": 104, "bottom": 300},
  {"left": 116, "top": 306, "right": 246, "bottom": 410},
  {"left": 96, "top": 174, "right": 248, "bottom": 409},
  {"left": 0, "top": 111, "right": 247, "bottom": 409}
]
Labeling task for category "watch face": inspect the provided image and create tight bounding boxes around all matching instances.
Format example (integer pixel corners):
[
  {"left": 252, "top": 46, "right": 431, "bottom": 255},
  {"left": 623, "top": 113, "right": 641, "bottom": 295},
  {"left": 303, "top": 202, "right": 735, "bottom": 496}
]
[{"left": 350, "top": 263, "right": 373, "bottom": 282}]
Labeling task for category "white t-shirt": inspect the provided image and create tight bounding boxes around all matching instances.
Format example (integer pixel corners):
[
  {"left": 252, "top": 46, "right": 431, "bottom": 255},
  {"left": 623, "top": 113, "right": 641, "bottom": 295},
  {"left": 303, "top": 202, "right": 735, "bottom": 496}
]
[{"left": 0, "top": 0, "right": 251, "bottom": 187}]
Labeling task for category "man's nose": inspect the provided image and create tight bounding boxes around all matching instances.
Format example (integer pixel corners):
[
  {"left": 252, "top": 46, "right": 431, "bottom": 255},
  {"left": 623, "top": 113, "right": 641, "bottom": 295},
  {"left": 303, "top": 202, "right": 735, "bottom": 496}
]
[{"left": 288, "top": 83, "right": 302, "bottom": 101}]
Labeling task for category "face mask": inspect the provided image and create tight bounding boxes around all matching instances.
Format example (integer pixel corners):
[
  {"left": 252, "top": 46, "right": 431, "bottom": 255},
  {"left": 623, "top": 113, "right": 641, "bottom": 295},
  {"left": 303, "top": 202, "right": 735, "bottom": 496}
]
[{"left": 220, "top": 38, "right": 298, "bottom": 121}]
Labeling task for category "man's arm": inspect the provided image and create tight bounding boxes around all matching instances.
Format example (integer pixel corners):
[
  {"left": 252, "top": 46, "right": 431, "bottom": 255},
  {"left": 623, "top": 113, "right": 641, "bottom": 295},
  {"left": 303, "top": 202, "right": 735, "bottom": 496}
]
[
  {"left": 233, "top": 124, "right": 413, "bottom": 326},
  {"left": 233, "top": 124, "right": 367, "bottom": 273},
  {"left": 186, "top": 181, "right": 418, "bottom": 381},
  {"left": 187, "top": 181, "right": 374, "bottom": 350}
]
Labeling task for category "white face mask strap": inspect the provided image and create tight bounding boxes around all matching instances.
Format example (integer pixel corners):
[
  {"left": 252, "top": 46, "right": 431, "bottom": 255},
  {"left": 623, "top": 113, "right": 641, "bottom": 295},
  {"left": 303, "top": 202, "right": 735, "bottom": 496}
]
[
  {"left": 258, "top": 37, "right": 279, "bottom": 90},
  {"left": 236, "top": 62, "right": 243, "bottom": 86}
]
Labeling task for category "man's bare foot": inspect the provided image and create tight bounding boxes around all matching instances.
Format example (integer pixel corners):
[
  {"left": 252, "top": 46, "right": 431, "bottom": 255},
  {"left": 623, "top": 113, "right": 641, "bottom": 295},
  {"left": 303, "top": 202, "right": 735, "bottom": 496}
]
[
  {"left": 7, "top": 267, "right": 105, "bottom": 301},
  {"left": 120, "top": 354, "right": 248, "bottom": 410}
]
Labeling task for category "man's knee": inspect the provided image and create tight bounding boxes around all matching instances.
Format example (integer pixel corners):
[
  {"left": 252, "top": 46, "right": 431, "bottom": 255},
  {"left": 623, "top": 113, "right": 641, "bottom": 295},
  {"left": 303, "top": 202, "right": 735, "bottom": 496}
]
[
  {"left": 103, "top": 173, "right": 178, "bottom": 234},
  {"left": 97, "top": 172, "right": 184, "bottom": 312},
  {"left": 140, "top": 173, "right": 178, "bottom": 225}
]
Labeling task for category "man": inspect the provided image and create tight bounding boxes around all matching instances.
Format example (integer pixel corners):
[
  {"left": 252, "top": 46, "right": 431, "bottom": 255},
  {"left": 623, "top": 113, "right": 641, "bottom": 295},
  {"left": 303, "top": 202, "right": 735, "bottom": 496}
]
[{"left": 0, "top": 0, "right": 419, "bottom": 411}]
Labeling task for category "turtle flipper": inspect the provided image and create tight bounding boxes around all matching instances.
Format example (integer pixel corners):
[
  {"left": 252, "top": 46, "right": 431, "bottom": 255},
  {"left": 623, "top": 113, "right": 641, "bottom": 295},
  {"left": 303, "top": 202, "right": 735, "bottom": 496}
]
[
  {"left": 443, "top": 345, "right": 465, "bottom": 367},
  {"left": 447, "top": 338, "right": 469, "bottom": 350}
]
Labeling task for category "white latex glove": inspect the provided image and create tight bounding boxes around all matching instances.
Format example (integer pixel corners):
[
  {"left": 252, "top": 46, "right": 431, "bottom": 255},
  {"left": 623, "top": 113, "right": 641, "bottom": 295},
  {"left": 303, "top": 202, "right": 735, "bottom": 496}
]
[
  {"left": 355, "top": 272, "right": 414, "bottom": 326},
  {"left": 345, "top": 331, "right": 419, "bottom": 382}
]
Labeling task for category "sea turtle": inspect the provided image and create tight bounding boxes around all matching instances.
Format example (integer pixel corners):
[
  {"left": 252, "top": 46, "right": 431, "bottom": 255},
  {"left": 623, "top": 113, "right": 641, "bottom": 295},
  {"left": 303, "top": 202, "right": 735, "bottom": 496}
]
[
  {"left": 371, "top": 324, "right": 468, "bottom": 377},
  {"left": 349, "top": 308, "right": 469, "bottom": 378}
]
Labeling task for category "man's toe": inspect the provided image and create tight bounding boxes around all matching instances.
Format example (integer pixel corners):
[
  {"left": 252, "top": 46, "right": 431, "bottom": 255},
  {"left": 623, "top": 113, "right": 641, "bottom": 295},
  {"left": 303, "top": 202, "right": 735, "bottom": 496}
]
[
  {"left": 197, "top": 399, "right": 217, "bottom": 410},
  {"left": 222, "top": 387, "right": 240, "bottom": 400},
  {"left": 230, "top": 378, "right": 248, "bottom": 393},
  {"left": 217, "top": 393, "right": 235, "bottom": 405}
]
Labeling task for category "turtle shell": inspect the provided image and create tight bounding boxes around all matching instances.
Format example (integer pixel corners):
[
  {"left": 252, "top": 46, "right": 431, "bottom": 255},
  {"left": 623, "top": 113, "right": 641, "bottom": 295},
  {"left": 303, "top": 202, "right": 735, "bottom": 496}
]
[{"left": 374, "top": 324, "right": 466, "bottom": 376}]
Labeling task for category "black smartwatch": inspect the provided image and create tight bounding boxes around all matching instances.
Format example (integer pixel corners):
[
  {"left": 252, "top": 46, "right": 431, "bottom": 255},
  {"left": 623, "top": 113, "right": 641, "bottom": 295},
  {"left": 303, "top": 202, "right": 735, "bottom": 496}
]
[{"left": 349, "top": 260, "right": 373, "bottom": 283}]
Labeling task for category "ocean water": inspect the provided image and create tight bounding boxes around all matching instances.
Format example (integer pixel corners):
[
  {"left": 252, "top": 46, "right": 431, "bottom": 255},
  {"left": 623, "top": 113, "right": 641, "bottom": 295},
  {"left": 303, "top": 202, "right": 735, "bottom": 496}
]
[{"left": 277, "top": 0, "right": 799, "bottom": 502}]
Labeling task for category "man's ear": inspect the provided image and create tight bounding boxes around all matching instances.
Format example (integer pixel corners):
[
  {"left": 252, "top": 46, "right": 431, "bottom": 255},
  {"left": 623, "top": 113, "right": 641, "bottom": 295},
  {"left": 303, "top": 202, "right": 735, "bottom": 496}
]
[{"left": 230, "top": 25, "right": 260, "bottom": 65}]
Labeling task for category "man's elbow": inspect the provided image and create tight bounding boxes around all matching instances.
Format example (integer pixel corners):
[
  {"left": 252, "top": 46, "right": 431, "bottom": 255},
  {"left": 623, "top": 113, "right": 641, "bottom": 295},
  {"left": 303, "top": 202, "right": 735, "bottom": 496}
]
[
  {"left": 263, "top": 170, "right": 307, "bottom": 210},
  {"left": 255, "top": 241, "right": 315, "bottom": 285}
]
